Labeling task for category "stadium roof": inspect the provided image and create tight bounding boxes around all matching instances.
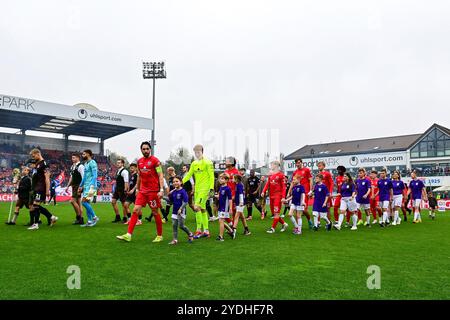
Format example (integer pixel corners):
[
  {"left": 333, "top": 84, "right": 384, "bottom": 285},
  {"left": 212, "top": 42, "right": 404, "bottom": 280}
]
[
  {"left": 0, "top": 94, "right": 153, "bottom": 140},
  {"left": 284, "top": 123, "right": 449, "bottom": 160}
]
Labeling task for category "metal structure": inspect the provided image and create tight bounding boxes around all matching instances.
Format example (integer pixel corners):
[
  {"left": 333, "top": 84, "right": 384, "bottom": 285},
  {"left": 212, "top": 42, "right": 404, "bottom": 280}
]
[{"left": 142, "top": 61, "right": 166, "bottom": 155}]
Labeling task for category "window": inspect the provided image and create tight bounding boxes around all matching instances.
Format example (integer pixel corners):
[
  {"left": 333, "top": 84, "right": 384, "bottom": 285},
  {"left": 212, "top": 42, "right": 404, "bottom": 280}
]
[{"left": 410, "top": 127, "right": 450, "bottom": 158}]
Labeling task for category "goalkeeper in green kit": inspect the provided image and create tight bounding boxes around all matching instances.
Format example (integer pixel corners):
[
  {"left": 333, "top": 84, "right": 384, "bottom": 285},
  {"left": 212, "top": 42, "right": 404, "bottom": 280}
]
[{"left": 182, "top": 144, "right": 215, "bottom": 239}]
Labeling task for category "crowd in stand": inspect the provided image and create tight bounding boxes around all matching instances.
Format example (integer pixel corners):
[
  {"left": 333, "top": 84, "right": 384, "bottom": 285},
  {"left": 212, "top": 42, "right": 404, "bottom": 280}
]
[{"left": 0, "top": 144, "right": 117, "bottom": 195}]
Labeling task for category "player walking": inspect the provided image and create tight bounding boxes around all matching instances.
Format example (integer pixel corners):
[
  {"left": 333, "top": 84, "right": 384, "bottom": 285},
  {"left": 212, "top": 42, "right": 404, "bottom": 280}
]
[
  {"left": 111, "top": 159, "right": 130, "bottom": 223},
  {"left": 78, "top": 149, "right": 99, "bottom": 227},
  {"left": 407, "top": 170, "right": 427, "bottom": 224},
  {"left": 317, "top": 161, "right": 334, "bottom": 221},
  {"left": 27, "top": 149, "right": 58, "bottom": 230},
  {"left": 285, "top": 175, "right": 306, "bottom": 234},
  {"left": 311, "top": 174, "right": 332, "bottom": 231},
  {"left": 391, "top": 170, "right": 406, "bottom": 226},
  {"left": 376, "top": 169, "right": 393, "bottom": 227},
  {"left": 65, "top": 154, "right": 85, "bottom": 225},
  {"left": 355, "top": 168, "right": 372, "bottom": 227},
  {"left": 245, "top": 169, "right": 262, "bottom": 220},
  {"left": 231, "top": 174, "right": 251, "bottom": 237},
  {"left": 168, "top": 176, "right": 194, "bottom": 245},
  {"left": 334, "top": 173, "right": 357, "bottom": 231},
  {"left": 5, "top": 167, "right": 32, "bottom": 225},
  {"left": 116, "top": 142, "right": 165, "bottom": 242},
  {"left": 333, "top": 166, "right": 346, "bottom": 223},
  {"left": 288, "top": 159, "right": 313, "bottom": 228},
  {"left": 124, "top": 163, "right": 142, "bottom": 225},
  {"left": 369, "top": 170, "right": 382, "bottom": 224},
  {"left": 181, "top": 144, "right": 215, "bottom": 239},
  {"left": 263, "top": 161, "right": 288, "bottom": 234}
]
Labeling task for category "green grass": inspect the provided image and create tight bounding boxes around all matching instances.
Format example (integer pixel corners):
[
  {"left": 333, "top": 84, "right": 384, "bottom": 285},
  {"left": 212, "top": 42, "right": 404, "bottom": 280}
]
[{"left": 0, "top": 202, "right": 449, "bottom": 300}]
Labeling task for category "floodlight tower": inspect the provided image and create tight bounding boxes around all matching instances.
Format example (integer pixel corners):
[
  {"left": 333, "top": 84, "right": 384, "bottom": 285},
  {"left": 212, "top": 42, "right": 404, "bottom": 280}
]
[{"left": 142, "top": 61, "right": 167, "bottom": 155}]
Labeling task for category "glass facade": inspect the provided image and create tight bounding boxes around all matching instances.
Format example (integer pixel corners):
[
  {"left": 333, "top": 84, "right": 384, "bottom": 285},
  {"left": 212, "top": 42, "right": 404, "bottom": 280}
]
[{"left": 410, "top": 128, "right": 450, "bottom": 158}]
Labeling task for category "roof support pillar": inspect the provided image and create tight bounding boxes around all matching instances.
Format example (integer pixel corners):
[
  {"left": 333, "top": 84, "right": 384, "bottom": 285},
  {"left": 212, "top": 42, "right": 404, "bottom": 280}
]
[
  {"left": 63, "top": 134, "right": 69, "bottom": 153},
  {"left": 20, "top": 129, "right": 26, "bottom": 153},
  {"left": 100, "top": 138, "right": 105, "bottom": 156}
]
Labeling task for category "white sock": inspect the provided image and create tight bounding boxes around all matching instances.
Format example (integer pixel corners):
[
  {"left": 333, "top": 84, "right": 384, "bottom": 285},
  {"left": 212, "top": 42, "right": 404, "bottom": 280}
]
[
  {"left": 313, "top": 214, "right": 319, "bottom": 227},
  {"left": 366, "top": 214, "right": 371, "bottom": 224},
  {"left": 414, "top": 211, "right": 418, "bottom": 220},
  {"left": 416, "top": 210, "right": 421, "bottom": 220},
  {"left": 338, "top": 213, "right": 344, "bottom": 227},
  {"left": 320, "top": 213, "right": 330, "bottom": 224},
  {"left": 383, "top": 211, "right": 388, "bottom": 223},
  {"left": 290, "top": 215, "right": 298, "bottom": 228},
  {"left": 352, "top": 214, "right": 358, "bottom": 227},
  {"left": 394, "top": 210, "right": 399, "bottom": 222},
  {"left": 297, "top": 217, "right": 303, "bottom": 227}
]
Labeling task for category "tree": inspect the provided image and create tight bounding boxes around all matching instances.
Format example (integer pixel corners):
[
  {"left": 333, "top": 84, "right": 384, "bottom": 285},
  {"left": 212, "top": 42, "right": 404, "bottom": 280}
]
[
  {"left": 108, "top": 152, "right": 129, "bottom": 167},
  {"left": 163, "top": 147, "right": 193, "bottom": 174}
]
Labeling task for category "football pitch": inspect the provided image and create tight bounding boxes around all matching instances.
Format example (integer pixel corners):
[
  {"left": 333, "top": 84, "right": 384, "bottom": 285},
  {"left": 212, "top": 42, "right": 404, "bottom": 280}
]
[{"left": 0, "top": 202, "right": 449, "bottom": 300}]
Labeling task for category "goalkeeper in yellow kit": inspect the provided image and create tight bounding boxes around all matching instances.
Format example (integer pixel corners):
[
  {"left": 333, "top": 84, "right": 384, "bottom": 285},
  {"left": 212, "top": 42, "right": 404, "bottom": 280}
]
[{"left": 182, "top": 144, "right": 215, "bottom": 239}]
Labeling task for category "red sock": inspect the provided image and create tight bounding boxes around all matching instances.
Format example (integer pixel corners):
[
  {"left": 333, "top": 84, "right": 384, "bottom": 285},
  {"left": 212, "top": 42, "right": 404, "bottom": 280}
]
[
  {"left": 357, "top": 209, "right": 362, "bottom": 220},
  {"left": 370, "top": 206, "right": 376, "bottom": 219},
  {"left": 346, "top": 210, "right": 351, "bottom": 222},
  {"left": 334, "top": 207, "right": 339, "bottom": 221},
  {"left": 225, "top": 218, "right": 232, "bottom": 223},
  {"left": 272, "top": 217, "right": 279, "bottom": 229},
  {"left": 279, "top": 217, "right": 285, "bottom": 225},
  {"left": 127, "top": 213, "right": 138, "bottom": 234},
  {"left": 154, "top": 212, "right": 163, "bottom": 236}
]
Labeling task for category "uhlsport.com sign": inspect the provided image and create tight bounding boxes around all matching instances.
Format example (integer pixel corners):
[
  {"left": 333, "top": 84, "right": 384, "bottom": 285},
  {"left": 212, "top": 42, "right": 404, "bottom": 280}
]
[{"left": 285, "top": 151, "right": 407, "bottom": 173}]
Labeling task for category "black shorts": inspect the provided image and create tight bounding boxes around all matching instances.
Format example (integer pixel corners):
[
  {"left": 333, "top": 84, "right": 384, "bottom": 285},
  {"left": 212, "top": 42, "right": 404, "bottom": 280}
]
[
  {"left": 113, "top": 190, "right": 127, "bottom": 203},
  {"left": 71, "top": 185, "right": 81, "bottom": 200},
  {"left": 247, "top": 193, "right": 259, "bottom": 205},
  {"left": 430, "top": 205, "right": 437, "bottom": 210},
  {"left": 16, "top": 197, "right": 30, "bottom": 209},
  {"left": 30, "top": 191, "right": 46, "bottom": 204},
  {"left": 125, "top": 194, "right": 136, "bottom": 204}
]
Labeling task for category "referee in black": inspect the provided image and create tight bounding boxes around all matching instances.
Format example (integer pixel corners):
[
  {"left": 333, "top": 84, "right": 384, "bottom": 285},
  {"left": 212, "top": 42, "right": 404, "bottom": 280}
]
[{"left": 27, "top": 149, "right": 58, "bottom": 230}]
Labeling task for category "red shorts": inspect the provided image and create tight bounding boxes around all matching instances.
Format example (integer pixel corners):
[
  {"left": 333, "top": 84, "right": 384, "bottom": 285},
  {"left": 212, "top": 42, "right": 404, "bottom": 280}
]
[
  {"left": 303, "top": 194, "right": 310, "bottom": 210},
  {"left": 334, "top": 196, "right": 342, "bottom": 209},
  {"left": 370, "top": 198, "right": 379, "bottom": 208},
  {"left": 270, "top": 197, "right": 282, "bottom": 215},
  {"left": 135, "top": 192, "right": 161, "bottom": 209}
]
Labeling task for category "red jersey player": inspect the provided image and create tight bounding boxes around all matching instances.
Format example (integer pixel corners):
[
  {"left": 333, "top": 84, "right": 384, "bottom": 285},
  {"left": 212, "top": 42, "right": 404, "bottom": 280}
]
[
  {"left": 116, "top": 141, "right": 165, "bottom": 243},
  {"left": 333, "top": 166, "right": 346, "bottom": 222},
  {"left": 369, "top": 170, "right": 382, "bottom": 224},
  {"left": 316, "top": 161, "right": 334, "bottom": 219},
  {"left": 262, "top": 161, "right": 288, "bottom": 233},
  {"left": 289, "top": 158, "right": 313, "bottom": 228}
]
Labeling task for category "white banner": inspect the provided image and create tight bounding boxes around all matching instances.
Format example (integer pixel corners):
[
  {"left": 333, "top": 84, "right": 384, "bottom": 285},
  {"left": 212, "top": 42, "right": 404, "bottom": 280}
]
[
  {"left": 0, "top": 94, "right": 153, "bottom": 130},
  {"left": 285, "top": 151, "right": 407, "bottom": 173},
  {"left": 403, "top": 176, "right": 450, "bottom": 187}
]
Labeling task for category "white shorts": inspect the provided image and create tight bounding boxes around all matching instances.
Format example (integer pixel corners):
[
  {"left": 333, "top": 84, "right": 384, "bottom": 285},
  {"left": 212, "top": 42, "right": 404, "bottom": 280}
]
[
  {"left": 340, "top": 197, "right": 357, "bottom": 212},
  {"left": 218, "top": 211, "right": 230, "bottom": 219},
  {"left": 236, "top": 205, "right": 245, "bottom": 213},
  {"left": 171, "top": 212, "right": 186, "bottom": 220},
  {"left": 356, "top": 202, "right": 370, "bottom": 210},
  {"left": 412, "top": 199, "right": 422, "bottom": 208},
  {"left": 393, "top": 195, "right": 403, "bottom": 207},
  {"left": 313, "top": 211, "right": 328, "bottom": 218},
  {"left": 290, "top": 204, "right": 305, "bottom": 211},
  {"left": 381, "top": 200, "right": 390, "bottom": 209}
]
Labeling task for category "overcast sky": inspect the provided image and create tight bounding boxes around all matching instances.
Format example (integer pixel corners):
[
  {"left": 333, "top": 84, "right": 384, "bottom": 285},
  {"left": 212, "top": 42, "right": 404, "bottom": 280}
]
[{"left": 1, "top": 0, "right": 449, "bottom": 164}]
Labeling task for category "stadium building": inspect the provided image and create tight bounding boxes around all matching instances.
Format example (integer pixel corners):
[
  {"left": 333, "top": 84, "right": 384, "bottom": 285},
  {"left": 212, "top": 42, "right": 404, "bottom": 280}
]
[
  {"left": 0, "top": 93, "right": 152, "bottom": 202},
  {"left": 284, "top": 123, "right": 450, "bottom": 191}
]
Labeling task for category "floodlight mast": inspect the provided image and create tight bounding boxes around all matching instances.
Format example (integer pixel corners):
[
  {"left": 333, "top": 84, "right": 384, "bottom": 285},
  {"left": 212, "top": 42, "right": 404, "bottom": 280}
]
[{"left": 142, "top": 61, "right": 166, "bottom": 155}]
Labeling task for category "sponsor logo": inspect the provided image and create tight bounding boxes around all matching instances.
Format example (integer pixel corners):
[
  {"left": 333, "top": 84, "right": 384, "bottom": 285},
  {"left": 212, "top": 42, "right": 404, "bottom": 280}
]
[
  {"left": 349, "top": 156, "right": 359, "bottom": 166},
  {"left": 78, "top": 109, "right": 88, "bottom": 119}
]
